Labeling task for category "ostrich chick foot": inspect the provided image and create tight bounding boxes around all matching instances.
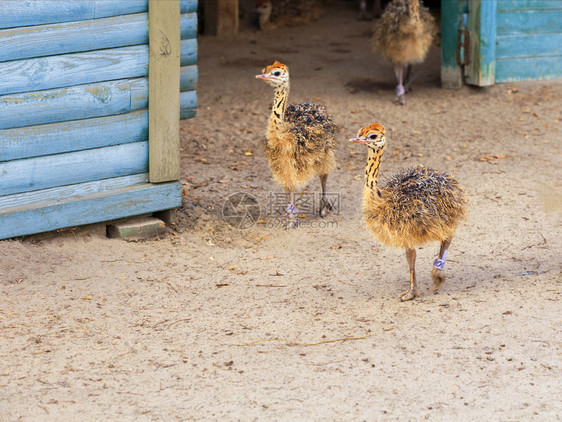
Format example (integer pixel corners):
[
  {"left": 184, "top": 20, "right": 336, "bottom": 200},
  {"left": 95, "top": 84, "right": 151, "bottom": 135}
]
[
  {"left": 285, "top": 203, "right": 297, "bottom": 230},
  {"left": 394, "top": 84, "right": 406, "bottom": 105},
  {"left": 399, "top": 288, "right": 418, "bottom": 302},
  {"left": 431, "top": 268, "right": 445, "bottom": 292},
  {"left": 319, "top": 197, "right": 334, "bottom": 217}
]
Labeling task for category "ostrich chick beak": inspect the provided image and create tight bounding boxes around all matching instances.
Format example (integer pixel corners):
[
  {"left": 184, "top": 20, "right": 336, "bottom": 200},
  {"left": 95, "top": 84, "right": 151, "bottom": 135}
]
[
  {"left": 255, "top": 74, "right": 269, "bottom": 80},
  {"left": 349, "top": 137, "right": 367, "bottom": 144}
]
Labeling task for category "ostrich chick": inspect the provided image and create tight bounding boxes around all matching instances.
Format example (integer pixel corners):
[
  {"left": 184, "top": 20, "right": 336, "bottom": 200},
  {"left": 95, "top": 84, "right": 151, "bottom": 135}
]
[
  {"left": 256, "top": 61, "right": 336, "bottom": 228},
  {"left": 255, "top": 0, "right": 320, "bottom": 30},
  {"left": 372, "top": 0, "right": 436, "bottom": 104},
  {"left": 350, "top": 123, "right": 467, "bottom": 301}
]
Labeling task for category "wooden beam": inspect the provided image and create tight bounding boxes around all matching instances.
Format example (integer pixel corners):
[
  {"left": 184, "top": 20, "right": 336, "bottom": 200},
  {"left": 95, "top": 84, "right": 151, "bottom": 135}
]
[
  {"left": 0, "top": 110, "right": 148, "bottom": 162},
  {"left": 0, "top": 142, "right": 148, "bottom": 196},
  {"left": 496, "top": 56, "right": 562, "bottom": 82},
  {"left": 204, "top": 0, "right": 239, "bottom": 37},
  {"left": 441, "top": 0, "right": 464, "bottom": 89},
  {"left": 0, "top": 14, "right": 149, "bottom": 63},
  {"left": 0, "top": 174, "right": 148, "bottom": 209},
  {"left": 0, "top": 0, "right": 195, "bottom": 30},
  {"left": 0, "top": 78, "right": 148, "bottom": 130},
  {"left": 496, "top": 33, "right": 562, "bottom": 59},
  {"left": 148, "top": 0, "right": 181, "bottom": 183},
  {"left": 180, "top": 65, "right": 199, "bottom": 91},
  {"left": 466, "top": 0, "right": 496, "bottom": 86},
  {"left": 496, "top": 10, "right": 562, "bottom": 35},
  {"left": 497, "top": 0, "right": 562, "bottom": 12},
  {"left": 181, "top": 39, "right": 198, "bottom": 65},
  {"left": 0, "top": 181, "right": 182, "bottom": 240},
  {"left": 0, "top": 0, "right": 147, "bottom": 29},
  {"left": 0, "top": 45, "right": 148, "bottom": 96}
]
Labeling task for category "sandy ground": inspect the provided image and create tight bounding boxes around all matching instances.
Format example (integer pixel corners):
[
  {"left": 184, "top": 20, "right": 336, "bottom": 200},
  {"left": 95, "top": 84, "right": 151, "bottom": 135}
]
[{"left": 1, "top": 3, "right": 561, "bottom": 421}]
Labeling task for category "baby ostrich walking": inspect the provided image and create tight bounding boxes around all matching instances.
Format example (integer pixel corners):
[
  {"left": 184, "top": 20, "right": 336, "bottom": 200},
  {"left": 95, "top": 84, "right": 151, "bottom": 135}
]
[
  {"left": 350, "top": 123, "right": 467, "bottom": 301},
  {"left": 372, "top": 0, "right": 436, "bottom": 104},
  {"left": 256, "top": 61, "right": 336, "bottom": 228}
]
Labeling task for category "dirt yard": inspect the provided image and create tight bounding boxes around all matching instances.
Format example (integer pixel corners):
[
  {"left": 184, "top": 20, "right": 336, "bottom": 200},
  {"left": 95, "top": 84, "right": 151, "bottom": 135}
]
[{"left": 1, "top": 2, "right": 561, "bottom": 421}]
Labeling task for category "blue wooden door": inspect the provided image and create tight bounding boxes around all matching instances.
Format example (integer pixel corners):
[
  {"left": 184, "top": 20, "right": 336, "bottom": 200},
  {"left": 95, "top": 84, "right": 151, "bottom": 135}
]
[
  {"left": 441, "top": 0, "right": 562, "bottom": 87},
  {"left": 494, "top": 0, "right": 562, "bottom": 82}
]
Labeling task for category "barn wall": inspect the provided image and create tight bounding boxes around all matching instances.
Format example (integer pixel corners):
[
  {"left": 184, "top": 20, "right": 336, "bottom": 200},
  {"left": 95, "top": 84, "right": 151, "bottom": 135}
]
[{"left": 0, "top": 0, "right": 198, "bottom": 240}]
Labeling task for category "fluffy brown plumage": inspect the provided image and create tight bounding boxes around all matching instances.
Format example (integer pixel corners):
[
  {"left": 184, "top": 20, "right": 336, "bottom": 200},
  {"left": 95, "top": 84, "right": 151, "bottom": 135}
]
[
  {"left": 365, "top": 165, "right": 466, "bottom": 249},
  {"left": 371, "top": 0, "right": 437, "bottom": 103},
  {"left": 351, "top": 123, "right": 467, "bottom": 300},
  {"left": 256, "top": 61, "right": 336, "bottom": 227}
]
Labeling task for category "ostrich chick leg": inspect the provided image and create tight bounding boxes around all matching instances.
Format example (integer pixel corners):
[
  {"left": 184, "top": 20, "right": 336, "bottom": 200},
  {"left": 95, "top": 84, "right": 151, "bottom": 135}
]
[
  {"left": 286, "top": 191, "right": 297, "bottom": 229},
  {"left": 394, "top": 65, "right": 406, "bottom": 105},
  {"left": 432, "top": 238, "right": 451, "bottom": 292},
  {"left": 319, "top": 174, "right": 333, "bottom": 217},
  {"left": 400, "top": 248, "right": 418, "bottom": 301},
  {"left": 404, "top": 65, "right": 413, "bottom": 91}
]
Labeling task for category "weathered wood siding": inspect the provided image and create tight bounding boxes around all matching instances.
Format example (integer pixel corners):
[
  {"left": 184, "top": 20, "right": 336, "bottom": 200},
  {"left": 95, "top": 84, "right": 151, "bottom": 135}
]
[
  {"left": 465, "top": 0, "right": 496, "bottom": 86},
  {"left": 495, "top": 0, "right": 562, "bottom": 82},
  {"left": 442, "top": 0, "right": 561, "bottom": 86},
  {"left": 0, "top": 0, "right": 197, "bottom": 240},
  {"left": 440, "top": 0, "right": 464, "bottom": 89}
]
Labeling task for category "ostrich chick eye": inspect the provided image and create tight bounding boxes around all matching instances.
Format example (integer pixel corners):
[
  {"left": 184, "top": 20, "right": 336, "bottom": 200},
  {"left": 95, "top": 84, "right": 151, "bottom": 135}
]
[
  {"left": 272, "top": 71, "right": 281, "bottom": 76},
  {"left": 368, "top": 133, "right": 378, "bottom": 140}
]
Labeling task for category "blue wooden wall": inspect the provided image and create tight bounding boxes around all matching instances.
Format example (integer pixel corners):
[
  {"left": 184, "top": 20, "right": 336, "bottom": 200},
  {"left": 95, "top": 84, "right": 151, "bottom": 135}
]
[
  {"left": 441, "top": 0, "right": 561, "bottom": 86},
  {"left": 495, "top": 0, "right": 562, "bottom": 82},
  {"left": 0, "top": 0, "right": 198, "bottom": 240}
]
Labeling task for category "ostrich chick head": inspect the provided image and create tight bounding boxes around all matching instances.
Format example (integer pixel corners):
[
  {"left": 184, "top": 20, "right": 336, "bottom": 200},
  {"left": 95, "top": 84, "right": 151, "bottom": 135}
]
[
  {"left": 349, "top": 123, "right": 387, "bottom": 151},
  {"left": 255, "top": 0, "right": 272, "bottom": 17},
  {"left": 255, "top": 61, "right": 289, "bottom": 88}
]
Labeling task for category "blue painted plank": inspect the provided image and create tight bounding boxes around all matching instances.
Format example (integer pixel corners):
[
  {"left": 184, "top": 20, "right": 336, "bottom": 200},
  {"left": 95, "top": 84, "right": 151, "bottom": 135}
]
[
  {"left": 0, "top": 78, "right": 148, "bottom": 130},
  {"left": 496, "top": 33, "right": 562, "bottom": 59},
  {"left": 131, "top": 78, "right": 149, "bottom": 110},
  {"left": 181, "top": 13, "right": 197, "bottom": 39},
  {"left": 180, "top": 0, "right": 198, "bottom": 14},
  {"left": 181, "top": 39, "right": 198, "bottom": 66},
  {"left": 94, "top": 1, "right": 149, "bottom": 18},
  {"left": 180, "top": 109, "right": 197, "bottom": 119},
  {"left": 180, "top": 90, "right": 197, "bottom": 119},
  {"left": 0, "top": 1, "right": 95, "bottom": 29},
  {"left": 466, "top": 0, "right": 496, "bottom": 86},
  {"left": 0, "top": 110, "right": 148, "bottom": 162},
  {"left": 0, "top": 181, "right": 182, "bottom": 240},
  {"left": 496, "top": 56, "right": 562, "bottom": 81},
  {"left": 441, "top": 0, "right": 463, "bottom": 88},
  {"left": 0, "top": 1, "right": 149, "bottom": 29},
  {"left": 180, "top": 65, "right": 198, "bottom": 92},
  {"left": 0, "top": 142, "right": 148, "bottom": 197},
  {"left": 180, "top": 90, "right": 197, "bottom": 111},
  {"left": 0, "top": 1, "right": 198, "bottom": 31},
  {"left": 0, "top": 45, "right": 149, "bottom": 96},
  {"left": 497, "top": 10, "right": 562, "bottom": 35},
  {"left": 0, "top": 174, "right": 148, "bottom": 209},
  {"left": 0, "top": 13, "right": 149, "bottom": 63},
  {"left": 0, "top": 11, "right": 197, "bottom": 63},
  {"left": 497, "top": 1, "right": 562, "bottom": 12}
]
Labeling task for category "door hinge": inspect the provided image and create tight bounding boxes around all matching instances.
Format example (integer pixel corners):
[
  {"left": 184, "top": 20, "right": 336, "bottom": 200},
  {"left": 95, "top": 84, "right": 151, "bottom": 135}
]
[{"left": 457, "top": 28, "right": 470, "bottom": 65}]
